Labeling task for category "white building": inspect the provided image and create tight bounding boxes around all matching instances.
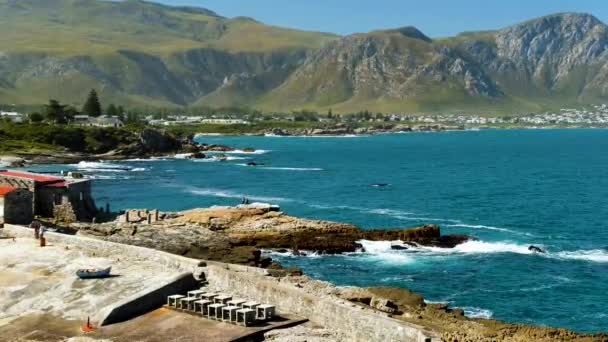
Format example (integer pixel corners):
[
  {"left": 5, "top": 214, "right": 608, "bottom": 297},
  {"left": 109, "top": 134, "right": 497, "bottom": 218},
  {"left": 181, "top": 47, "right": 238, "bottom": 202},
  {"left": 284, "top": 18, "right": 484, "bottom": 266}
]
[
  {"left": 73, "top": 115, "right": 124, "bottom": 128},
  {"left": 0, "top": 111, "right": 25, "bottom": 123},
  {"left": 201, "top": 118, "right": 249, "bottom": 125}
]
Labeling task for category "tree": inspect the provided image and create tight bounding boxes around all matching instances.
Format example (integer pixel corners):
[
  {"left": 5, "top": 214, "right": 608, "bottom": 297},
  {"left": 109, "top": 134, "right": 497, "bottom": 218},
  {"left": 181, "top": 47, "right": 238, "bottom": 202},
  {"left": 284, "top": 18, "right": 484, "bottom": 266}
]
[
  {"left": 82, "top": 89, "right": 102, "bottom": 117},
  {"left": 327, "top": 108, "right": 333, "bottom": 119},
  {"left": 106, "top": 104, "right": 119, "bottom": 117},
  {"left": 29, "top": 112, "right": 44, "bottom": 123},
  {"left": 117, "top": 105, "right": 126, "bottom": 122},
  {"left": 64, "top": 106, "right": 79, "bottom": 123},
  {"left": 44, "top": 100, "right": 67, "bottom": 124}
]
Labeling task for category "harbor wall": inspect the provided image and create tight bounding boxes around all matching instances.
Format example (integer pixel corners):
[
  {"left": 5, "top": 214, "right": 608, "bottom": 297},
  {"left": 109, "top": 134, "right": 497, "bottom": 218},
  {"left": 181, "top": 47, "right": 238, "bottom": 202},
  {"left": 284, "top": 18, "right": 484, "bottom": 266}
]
[
  {"left": 3, "top": 224, "right": 440, "bottom": 341},
  {"left": 207, "top": 264, "right": 440, "bottom": 342}
]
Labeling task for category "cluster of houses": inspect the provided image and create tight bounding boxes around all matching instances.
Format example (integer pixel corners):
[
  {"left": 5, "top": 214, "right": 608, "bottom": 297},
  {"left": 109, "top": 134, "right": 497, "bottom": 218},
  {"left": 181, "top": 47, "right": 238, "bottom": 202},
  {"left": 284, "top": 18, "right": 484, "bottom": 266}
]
[
  {"left": 0, "top": 110, "right": 124, "bottom": 127},
  {"left": 0, "top": 170, "right": 97, "bottom": 225},
  {"left": 145, "top": 115, "right": 250, "bottom": 126},
  {"left": 73, "top": 115, "right": 124, "bottom": 128},
  {"left": 0, "top": 111, "right": 26, "bottom": 123}
]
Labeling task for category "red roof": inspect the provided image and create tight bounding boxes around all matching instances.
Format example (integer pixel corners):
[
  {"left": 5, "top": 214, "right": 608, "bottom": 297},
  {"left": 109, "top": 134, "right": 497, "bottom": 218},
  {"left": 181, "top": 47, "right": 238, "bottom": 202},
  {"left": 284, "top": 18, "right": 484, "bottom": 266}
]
[
  {"left": 0, "top": 186, "right": 17, "bottom": 196},
  {"left": 43, "top": 181, "right": 67, "bottom": 188},
  {"left": 0, "top": 170, "right": 63, "bottom": 183}
]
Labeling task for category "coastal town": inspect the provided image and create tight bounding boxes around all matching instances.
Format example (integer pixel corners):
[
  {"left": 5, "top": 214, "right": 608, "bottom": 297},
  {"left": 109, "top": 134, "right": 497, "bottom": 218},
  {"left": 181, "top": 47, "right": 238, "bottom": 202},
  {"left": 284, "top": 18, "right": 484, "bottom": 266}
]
[{"left": 5, "top": 104, "right": 608, "bottom": 129}]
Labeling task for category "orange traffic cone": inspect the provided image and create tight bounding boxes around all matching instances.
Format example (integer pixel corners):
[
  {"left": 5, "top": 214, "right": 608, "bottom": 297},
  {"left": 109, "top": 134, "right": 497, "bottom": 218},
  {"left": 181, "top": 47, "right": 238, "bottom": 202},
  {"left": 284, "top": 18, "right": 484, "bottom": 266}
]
[{"left": 81, "top": 316, "right": 95, "bottom": 333}]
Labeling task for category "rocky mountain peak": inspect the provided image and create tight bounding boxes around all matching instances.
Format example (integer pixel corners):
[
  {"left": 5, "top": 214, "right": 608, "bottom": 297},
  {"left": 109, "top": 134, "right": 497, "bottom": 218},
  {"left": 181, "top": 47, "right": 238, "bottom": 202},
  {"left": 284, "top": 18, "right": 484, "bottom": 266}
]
[
  {"left": 495, "top": 13, "right": 608, "bottom": 83},
  {"left": 381, "top": 26, "right": 432, "bottom": 42}
]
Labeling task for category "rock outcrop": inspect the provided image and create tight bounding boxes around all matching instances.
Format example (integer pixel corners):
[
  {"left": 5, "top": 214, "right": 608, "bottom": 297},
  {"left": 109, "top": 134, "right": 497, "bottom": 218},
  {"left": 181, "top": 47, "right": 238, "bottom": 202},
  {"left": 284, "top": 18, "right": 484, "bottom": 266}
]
[
  {"left": 264, "top": 124, "right": 463, "bottom": 137},
  {"left": 74, "top": 205, "right": 473, "bottom": 265}
]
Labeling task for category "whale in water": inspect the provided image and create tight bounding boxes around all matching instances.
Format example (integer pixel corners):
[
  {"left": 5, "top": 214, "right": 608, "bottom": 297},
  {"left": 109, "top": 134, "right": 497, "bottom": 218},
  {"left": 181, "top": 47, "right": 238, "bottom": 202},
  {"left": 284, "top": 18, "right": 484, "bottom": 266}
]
[{"left": 528, "top": 245, "right": 545, "bottom": 253}]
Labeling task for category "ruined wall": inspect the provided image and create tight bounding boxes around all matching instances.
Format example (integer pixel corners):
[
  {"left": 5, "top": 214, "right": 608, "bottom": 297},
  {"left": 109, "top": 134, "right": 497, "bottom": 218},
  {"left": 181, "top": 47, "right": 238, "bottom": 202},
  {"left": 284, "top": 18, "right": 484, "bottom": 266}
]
[
  {"left": 208, "top": 264, "right": 440, "bottom": 342},
  {"left": 66, "top": 181, "right": 97, "bottom": 220},
  {"left": 37, "top": 182, "right": 97, "bottom": 221},
  {"left": 53, "top": 202, "right": 77, "bottom": 223},
  {"left": 36, "top": 187, "right": 65, "bottom": 218},
  {"left": 4, "top": 190, "right": 33, "bottom": 224}
]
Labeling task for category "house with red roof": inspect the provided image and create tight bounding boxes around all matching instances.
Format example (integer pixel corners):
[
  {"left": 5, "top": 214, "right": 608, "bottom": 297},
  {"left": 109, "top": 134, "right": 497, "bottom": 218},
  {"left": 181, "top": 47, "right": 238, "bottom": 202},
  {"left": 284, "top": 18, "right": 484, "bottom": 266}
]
[{"left": 0, "top": 170, "right": 97, "bottom": 223}]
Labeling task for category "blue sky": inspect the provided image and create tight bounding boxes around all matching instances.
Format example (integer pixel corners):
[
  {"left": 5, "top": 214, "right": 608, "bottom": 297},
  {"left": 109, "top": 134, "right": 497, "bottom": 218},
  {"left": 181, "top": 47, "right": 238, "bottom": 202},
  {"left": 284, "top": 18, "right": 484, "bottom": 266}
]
[{"left": 153, "top": 0, "right": 608, "bottom": 37}]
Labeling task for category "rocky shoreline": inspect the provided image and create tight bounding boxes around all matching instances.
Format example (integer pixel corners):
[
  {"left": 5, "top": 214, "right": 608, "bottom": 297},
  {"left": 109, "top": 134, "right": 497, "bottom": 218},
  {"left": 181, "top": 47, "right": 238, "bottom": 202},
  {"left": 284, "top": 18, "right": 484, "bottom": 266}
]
[
  {"left": 1, "top": 128, "right": 253, "bottom": 166},
  {"left": 262, "top": 123, "right": 465, "bottom": 137},
  {"left": 70, "top": 205, "right": 472, "bottom": 267},
  {"left": 52, "top": 205, "right": 606, "bottom": 341}
]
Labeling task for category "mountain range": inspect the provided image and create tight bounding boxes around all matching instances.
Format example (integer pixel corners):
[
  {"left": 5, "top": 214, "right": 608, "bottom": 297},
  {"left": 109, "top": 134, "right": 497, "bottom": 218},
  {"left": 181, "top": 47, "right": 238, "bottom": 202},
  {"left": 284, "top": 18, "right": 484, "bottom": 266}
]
[{"left": 1, "top": 0, "right": 608, "bottom": 114}]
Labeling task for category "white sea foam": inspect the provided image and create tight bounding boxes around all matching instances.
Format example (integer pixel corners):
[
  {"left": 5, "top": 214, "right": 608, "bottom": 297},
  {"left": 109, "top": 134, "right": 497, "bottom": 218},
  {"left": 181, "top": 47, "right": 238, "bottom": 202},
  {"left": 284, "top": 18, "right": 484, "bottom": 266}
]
[
  {"left": 429, "top": 240, "right": 534, "bottom": 255},
  {"left": 555, "top": 250, "right": 608, "bottom": 263},
  {"left": 192, "top": 158, "right": 220, "bottom": 163},
  {"left": 358, "top": 239, "right": 535, "bottom": 257},
  {"left": 261, "top": 167, "right": 324, "bottom": 171},
  {"left": 357, "top": 240, "right": 415, "bottom": 264},
  {"left": 85, "top": 175, "right": 132, "bottom": 180},
  {"left": 222, "top": 149, "right": 270, "bottom": 155},
  {"left": 122, "top": 157, "right": 169, "bottom": 162},
  {"left": 75, "top": 161, "right": 128, "bottom": 170},
  {"left": 131, "top": 167, "right": 148, "bottom": 172},
  {"left": 174, "top": 153, "right": 193, "bottom": 159},
  {"left": 445, "top": 223, "right": 535, "bottom": 237},
  {"left": 462, "top": 307, "right": 493, "bottom": 319},
  {"left": 188, "top": 187, "right": 291, "bottom": 203}
]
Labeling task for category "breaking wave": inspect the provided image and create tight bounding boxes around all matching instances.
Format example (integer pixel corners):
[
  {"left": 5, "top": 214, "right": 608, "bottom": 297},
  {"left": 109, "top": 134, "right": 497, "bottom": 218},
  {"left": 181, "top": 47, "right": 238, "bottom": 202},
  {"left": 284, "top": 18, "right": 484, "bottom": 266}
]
[
  {"left": 188, "top": 187, "right": 292, "bottom": 203},
  {"left": 73, "top": 161, "right": 131, "bottom": 172},
  {"left": 249, "top": 166, "right": 324, "bottom": 171},
  {"left": 222, "top": 149, "right": 270, "bottom": 155},
  {"left": 461, "top": 307, "right": 493, "bottom": 319},
  {"left": 445, "top": 223, "right": 535, "bottom": 237},
  {"left": 356, "top": 240, "right": 608, "bottom": 264},
  {"left": 555, "top": 250, "right": 608, "bottom": 263}
]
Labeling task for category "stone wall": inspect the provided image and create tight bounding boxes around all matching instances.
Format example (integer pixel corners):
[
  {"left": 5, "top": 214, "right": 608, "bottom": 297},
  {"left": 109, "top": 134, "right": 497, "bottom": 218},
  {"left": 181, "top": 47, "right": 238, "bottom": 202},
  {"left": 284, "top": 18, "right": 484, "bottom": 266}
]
[
  {"left": 97, "top": 272, "right": 199, "bottom": 326},
  {"left": 207, "top": 264, "right": 440, "bottom": 342},
  {"left": 36, "top": 181, "right": 97, "bottom": 221},
  {"left": 3, "top": 225, "right": 201, "bottom": 274},
  {"left": 2, "top": 225, "right": 440, "bottom": 341},
  {"left": 4, "top": 189, "right": 33, "bottom": 224},
  {"left": 53, "top": 202, "right": 77, "bottom": 223}
]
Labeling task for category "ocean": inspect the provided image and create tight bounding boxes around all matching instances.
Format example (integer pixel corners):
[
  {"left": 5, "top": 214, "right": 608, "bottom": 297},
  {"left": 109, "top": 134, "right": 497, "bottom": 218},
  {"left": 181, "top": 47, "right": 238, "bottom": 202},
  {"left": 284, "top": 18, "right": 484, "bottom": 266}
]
[{"left": 29, "top": 129, "right": 608, "bottom": 333}]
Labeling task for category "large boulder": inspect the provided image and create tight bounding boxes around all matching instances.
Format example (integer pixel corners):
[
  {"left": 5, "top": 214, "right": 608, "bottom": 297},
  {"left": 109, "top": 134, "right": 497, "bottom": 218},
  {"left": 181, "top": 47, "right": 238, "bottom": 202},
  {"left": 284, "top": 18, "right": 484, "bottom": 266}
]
[{"left": 139, "top": 128, "right": 181, "bottom": 153}]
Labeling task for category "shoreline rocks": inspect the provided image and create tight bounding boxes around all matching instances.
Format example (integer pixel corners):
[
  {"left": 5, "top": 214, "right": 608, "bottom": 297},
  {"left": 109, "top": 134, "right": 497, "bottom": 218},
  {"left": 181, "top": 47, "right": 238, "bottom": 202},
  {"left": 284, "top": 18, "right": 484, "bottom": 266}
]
[
  {"left": 264, "top": 124, "right": 465, "bottom": 137},
  {"left": 72, "top": 206, "right": 474, "bottom": 264},
  {"left": 40, "top": 206, "right": 608, "bottom": 340},
  {"left": 7, "top": 128, "right": 251, "bottom": 165}
]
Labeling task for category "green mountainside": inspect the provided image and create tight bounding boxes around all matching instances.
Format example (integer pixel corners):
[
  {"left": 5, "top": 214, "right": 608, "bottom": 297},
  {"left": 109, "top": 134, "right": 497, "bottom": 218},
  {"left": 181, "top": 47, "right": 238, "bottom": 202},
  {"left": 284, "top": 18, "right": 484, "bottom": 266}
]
[
  {"left": 1, "top": 1, "right": 608, "bottom": 114},
  {"left": 0, "top": 0, "right": 335, "bottom": 108}
]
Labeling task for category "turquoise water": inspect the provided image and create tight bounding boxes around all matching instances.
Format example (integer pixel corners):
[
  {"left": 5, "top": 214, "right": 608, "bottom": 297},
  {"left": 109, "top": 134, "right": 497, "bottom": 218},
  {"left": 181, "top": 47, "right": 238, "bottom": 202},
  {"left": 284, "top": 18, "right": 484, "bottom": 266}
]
[{"left": 30, "top": 129, "right": 608, "bottom": 333}]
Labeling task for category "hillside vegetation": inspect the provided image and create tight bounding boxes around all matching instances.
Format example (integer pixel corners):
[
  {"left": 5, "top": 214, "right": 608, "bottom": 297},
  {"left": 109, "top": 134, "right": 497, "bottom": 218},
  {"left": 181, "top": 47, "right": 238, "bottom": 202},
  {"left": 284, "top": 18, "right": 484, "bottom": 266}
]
[{"left": 1, "top": 1, "right": 608, "bottom": 113}]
